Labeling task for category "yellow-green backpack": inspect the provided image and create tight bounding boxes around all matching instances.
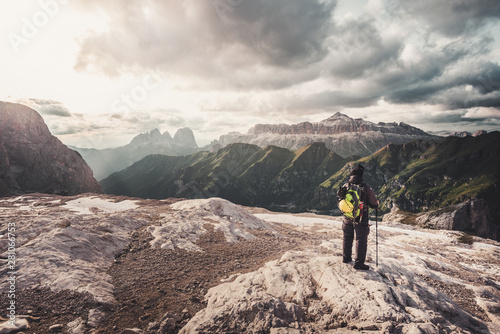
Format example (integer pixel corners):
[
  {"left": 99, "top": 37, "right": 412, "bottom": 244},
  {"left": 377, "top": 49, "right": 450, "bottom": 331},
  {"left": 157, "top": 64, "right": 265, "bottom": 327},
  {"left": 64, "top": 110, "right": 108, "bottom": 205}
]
[{"left": 337, "top": 182, "right": 365, "bottom": 220}]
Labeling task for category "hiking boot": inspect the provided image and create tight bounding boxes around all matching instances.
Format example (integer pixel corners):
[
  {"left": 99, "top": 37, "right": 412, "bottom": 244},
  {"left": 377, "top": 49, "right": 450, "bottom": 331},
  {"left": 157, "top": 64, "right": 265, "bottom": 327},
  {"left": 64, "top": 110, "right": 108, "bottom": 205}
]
[
  {"left": 342, "top": 257, "right": 352, "bottom": 263},
  {"left": 353, "top": 263, "right": 370, "bottom": 270}
]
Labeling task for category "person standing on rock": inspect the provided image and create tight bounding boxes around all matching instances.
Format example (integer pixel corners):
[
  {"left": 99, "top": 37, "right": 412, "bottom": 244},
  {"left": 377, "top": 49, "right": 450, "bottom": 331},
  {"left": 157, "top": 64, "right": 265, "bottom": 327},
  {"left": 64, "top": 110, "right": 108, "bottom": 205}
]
[{"left": 339, "top": 164, "right": 379, "bottom": 270}]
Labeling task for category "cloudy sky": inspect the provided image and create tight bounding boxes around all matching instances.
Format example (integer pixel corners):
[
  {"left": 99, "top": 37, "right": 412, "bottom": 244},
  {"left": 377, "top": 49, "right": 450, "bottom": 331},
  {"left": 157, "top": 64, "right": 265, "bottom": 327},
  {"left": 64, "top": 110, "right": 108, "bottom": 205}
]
[{"left": 2, "top": 0, "right": 500, "bottom": 148}]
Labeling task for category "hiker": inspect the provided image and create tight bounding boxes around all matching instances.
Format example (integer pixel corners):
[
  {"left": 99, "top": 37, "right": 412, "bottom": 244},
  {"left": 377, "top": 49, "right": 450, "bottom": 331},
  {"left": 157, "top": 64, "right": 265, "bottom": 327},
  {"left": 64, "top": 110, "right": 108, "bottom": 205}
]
[{"left": 339, "top": 164, "right": 379, "bottom": 270}]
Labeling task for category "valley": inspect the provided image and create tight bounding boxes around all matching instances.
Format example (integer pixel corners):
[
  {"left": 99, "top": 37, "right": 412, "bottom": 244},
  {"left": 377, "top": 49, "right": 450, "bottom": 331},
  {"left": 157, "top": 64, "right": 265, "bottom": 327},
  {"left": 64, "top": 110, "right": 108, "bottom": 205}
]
[{"left": 101, "top": 133, "right": 500, "bottom": 241}]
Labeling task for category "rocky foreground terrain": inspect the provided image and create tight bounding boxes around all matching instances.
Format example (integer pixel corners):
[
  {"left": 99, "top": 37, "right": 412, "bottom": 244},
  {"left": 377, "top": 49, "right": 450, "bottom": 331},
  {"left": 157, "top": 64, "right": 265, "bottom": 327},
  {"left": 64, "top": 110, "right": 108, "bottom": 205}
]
[{"left": 0, "top": 194, "right": 499, "bottom": 333}]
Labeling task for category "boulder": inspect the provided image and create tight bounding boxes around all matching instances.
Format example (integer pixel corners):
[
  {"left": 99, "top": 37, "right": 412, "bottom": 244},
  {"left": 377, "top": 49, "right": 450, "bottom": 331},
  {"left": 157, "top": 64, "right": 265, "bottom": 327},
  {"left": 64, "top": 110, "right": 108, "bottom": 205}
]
[{"left": 416, "top": 199, "right": 498, "bottom": 240}]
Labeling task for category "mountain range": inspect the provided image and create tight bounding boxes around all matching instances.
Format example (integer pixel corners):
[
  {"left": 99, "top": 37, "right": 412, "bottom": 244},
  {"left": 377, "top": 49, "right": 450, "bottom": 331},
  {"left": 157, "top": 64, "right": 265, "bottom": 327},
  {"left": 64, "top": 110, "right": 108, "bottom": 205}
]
[
  {"left": 1, "top": 101, "right": 497, "bottom": 240},
  {"left": 101, "top": 132, "right": 500, "bottom": 240},
  {"left": 1, "top": 102, "right": 499, "bottom": 333},
  {"left": 210, "top": 112, "right": 439, "bottom": 157},
  {"left": 79, "top": 112, "right": 437, "bottom": 181},
  {"left": 100, "top": 142, "right": 348, "bottom": 209},
  {"left": 72, "top": 128, "right": 199, "bottom": 180},
  {"left": 0, "top": 102, "right": 101, "bottom": 196}
]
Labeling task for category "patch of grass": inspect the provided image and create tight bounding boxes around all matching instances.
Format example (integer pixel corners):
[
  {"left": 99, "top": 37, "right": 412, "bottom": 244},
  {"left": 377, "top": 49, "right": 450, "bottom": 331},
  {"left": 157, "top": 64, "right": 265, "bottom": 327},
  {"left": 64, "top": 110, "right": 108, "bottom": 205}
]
[{"left": 458, "top": 233, "right": 474, "bottom": 245}]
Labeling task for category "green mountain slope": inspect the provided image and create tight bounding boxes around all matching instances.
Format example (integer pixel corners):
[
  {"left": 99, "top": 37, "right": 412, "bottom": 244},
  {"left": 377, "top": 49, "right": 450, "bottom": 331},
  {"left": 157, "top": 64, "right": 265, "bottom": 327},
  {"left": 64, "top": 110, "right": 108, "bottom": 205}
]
[
  {"left": 314, "top": 132, "right": 500, "bottom": 240},
  {"left": 101, "top": 133, "right": 500, "bottom": 239},
  {"left": 101, "top": 142, "right": 349, "bottom": 211},
  {"left": 319, "top": 132, "right": 500, "bottom": 212}
]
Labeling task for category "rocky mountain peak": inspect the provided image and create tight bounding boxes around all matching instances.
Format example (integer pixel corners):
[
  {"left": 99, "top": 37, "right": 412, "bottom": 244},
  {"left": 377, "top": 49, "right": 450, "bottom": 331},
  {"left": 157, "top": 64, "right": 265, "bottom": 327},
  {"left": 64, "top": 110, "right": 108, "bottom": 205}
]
[
  {"left": 162, "top": 130, "right": 173, "bottom": 141},
  {"left": 130, "top": 128, "right": 197, "bottom": 148},
  {"left": 130, "top": 128, "right": 170, "bottom": 146},
  {"left": 0, "top": 102, "right": 101, "bottom": 196},
  {"left": 473, "top": 130, "right": 488, "bottom": 137},
  {"left": 450, "top": 131, "right": 471, "bottom": 138},
  {"left": 0, "top": 101, "right": 52, "bottom": 139},
  {"left": 150, "top": 128, "right": 162, "bottom": 139},
  {"left": 173, "top": 127, "right": 197, "bottom": 148},
  {"left": 216, "top": 113, "right": 436, "bottom": 157},
  {"left": 446, "top": 130, "right": 487, "bottom": 138},
  {"left": 243, "top": 113, "right": 432, "bottom": 137},
  {"left": 320, "top": 112, "right": 355, "bottom": 124},
  {"left": 74, "top": 127, "right": 200, "bottom": 181}
]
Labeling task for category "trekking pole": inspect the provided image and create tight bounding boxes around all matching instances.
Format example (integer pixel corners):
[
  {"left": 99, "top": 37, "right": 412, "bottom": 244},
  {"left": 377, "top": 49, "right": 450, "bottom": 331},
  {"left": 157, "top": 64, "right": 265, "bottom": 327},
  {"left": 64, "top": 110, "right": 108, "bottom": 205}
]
[{"left": 376, "top": 208, "right": 378, "bottom": 267}]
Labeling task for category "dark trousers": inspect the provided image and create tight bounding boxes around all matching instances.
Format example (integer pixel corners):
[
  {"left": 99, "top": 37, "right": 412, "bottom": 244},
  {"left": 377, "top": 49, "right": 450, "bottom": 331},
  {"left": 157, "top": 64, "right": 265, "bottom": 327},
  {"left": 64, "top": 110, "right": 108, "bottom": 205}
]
[{"left": 342, "top": 220, "right": 370, "bottom": 265}]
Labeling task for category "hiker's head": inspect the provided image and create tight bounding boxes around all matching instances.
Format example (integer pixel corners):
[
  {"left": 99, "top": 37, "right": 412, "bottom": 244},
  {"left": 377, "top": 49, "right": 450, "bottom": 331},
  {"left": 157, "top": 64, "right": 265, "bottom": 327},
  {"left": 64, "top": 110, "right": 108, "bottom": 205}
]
[{"left": 350, "top": 164, "right": 364, "bottom": 177}]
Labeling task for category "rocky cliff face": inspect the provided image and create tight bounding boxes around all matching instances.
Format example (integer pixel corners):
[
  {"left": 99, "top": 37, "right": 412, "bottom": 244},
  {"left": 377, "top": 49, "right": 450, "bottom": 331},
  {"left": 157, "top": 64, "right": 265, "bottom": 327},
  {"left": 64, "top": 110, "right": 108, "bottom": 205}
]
[
  {"left": 249, "top": 113, "right": 429, "bottom": 136},
  {"left": 173, "top": 127, "right": 198, "bottom": 148},
  {"left": 74, "top": 127, "right": 199, "bottom": 180},
  {"left": 0, "top": 102, "right": 101, "bottom": 196},
  {"left": 416, "top": 199, "right": 498, "bottom": 240},
  {"left": 130, "top": 128, "right": 172, "bottom": 146},
  {"left": 215, "top": 112, "right": 438, "bottom": 157}
]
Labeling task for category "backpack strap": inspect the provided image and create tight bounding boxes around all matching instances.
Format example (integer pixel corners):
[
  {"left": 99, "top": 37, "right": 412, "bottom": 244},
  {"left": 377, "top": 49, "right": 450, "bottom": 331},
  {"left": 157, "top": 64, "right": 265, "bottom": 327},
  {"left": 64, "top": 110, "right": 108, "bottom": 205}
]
[{"left": 336, "top": 182, "right": 348, "bottom": 202}]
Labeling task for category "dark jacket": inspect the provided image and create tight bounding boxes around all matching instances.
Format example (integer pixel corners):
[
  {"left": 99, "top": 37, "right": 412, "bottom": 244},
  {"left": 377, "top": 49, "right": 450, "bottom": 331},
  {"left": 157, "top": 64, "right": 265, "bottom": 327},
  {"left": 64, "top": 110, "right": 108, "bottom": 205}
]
[{"left": 344, "top": 175, "right": 378, "bottom": 225}]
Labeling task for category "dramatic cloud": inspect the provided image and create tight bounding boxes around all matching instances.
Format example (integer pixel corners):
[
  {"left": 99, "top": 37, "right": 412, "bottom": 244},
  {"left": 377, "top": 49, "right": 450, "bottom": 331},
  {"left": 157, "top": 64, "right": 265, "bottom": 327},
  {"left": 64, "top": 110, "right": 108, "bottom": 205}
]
[
  {"left": 270, "top": 90, "right": 380, "bottom": 112},
  {"left": 5, "top": 0, "right": 499, "bottom": 149},
  {"left": 326, "top": 15, "right": 404, "bottom": 79},
  {"left": 74, "top": 0, "right": 336, "bottom": 88},
  {"left": 395, "top": 0, "right": 500, "bottom": 37},
  {"left": 71, "top": 0, "right": 500, "bottom": 116},
  {"left": 463, "top": 107, "right": 500, "bottom": 120},
  {"left": 25, "top": 99, "right": 72, "bottom": 117},
  {"left": 386, "top": 60, "right": 500, "bottom": 110}
]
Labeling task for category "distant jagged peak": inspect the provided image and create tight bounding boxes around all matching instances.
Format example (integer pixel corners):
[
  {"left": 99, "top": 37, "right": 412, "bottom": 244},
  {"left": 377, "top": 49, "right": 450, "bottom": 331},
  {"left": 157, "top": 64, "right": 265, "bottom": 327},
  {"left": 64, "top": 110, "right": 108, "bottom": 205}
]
[
  {"left": 173, "top": 127, "right": 198, "bottom": 148},
  {"left": 238, "top": 113, "right": 434, "bottom": 137},
  {"left": 130, "top": 128, "right": 168, "bottom": 145},
  {"left": 130, "top": 128, "right": 197, "bottom": 146},
  {"left": 320, "top": 111, "right": 357, "bottom": 124},
  {"left": 449, "top": 130, "right": 488, "bottom": 138},
  {"left": 320, "top": 113, "right": 427, "bottom": 132},
  {"left": 174, "top": 127, "right": 194, "bottom": 137},
  {"left": 449, "top": 131, "right": 472, "bottom": 138},
  {"left": 149, "top": 128, "right": 162, "bottom": 139},
  {"left": 162, "top": 130, "right": 173, "bottom": 140}
]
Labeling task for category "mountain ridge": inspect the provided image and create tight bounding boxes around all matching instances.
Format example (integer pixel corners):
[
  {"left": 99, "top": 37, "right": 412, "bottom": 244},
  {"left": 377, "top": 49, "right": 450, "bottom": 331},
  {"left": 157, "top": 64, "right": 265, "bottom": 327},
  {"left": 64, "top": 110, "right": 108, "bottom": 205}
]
[
  {"left": 250, "top": 112, "right": 430, "bottom": 136},
  {"left": 73, "top": 127, "right": 199, "bottom": 181},
  {"left": 101, "top": 142, "right": 349, "bottom": 210},
  {"left": 317, "top": 131, "right": 500, "bottom": 240},
  {"left": 212, "top": 112, "right": 438, "bottom": 157},
  {"left": 102, "top": 132, "right": 500, "bottom": 240},
  {"left": 79, "top": 112, "right": 438, "bottom": 181}
]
